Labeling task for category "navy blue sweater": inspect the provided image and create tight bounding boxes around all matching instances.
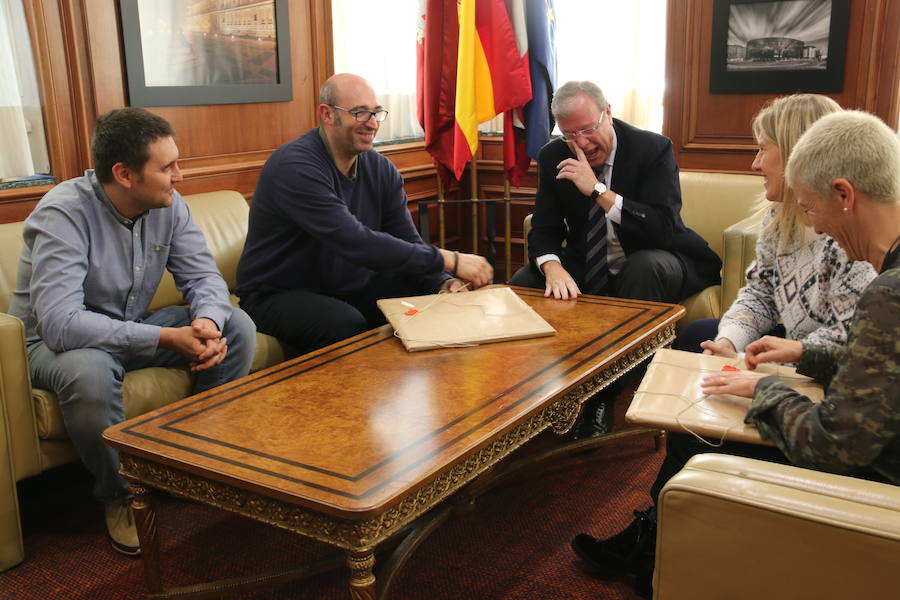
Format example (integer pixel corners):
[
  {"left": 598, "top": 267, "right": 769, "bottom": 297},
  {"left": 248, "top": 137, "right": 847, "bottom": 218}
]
[{"left": 237, "top": 128, "right": 447, "bottom": 297}]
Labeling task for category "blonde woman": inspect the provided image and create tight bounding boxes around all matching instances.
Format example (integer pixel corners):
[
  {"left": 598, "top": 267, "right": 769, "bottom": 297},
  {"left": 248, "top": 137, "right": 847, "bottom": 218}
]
[{"left": 676, "top": 94, "right": 876, "bottom": 355}]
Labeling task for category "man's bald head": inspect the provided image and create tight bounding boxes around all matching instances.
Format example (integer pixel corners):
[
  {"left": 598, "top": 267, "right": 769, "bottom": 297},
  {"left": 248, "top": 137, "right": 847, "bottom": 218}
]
[{"left": 319, "top": 73, "right": 375, "bottom": 108}]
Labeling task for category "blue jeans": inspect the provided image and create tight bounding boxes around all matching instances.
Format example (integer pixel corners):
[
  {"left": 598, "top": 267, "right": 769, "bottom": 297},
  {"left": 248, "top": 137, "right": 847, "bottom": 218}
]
[{"left": 27, "top": 305, "right": 256, "bottom": 503}]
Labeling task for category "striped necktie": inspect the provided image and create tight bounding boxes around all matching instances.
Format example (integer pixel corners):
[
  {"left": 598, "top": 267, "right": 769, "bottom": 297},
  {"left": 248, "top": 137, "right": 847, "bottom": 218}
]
[{"left": 583, "top": 175, "right": 608, "bottom": 295}]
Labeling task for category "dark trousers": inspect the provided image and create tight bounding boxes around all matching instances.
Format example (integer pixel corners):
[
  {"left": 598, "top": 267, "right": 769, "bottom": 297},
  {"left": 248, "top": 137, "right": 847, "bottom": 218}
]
[
  {"left": 673, "top": 318, "right": 787, "bottom": 353},
  {"left": 240, "top": 273, "right": 435, "bottom": 355},
  {"left": 510, "top": 249, "right": 686, "bottom": 303}
]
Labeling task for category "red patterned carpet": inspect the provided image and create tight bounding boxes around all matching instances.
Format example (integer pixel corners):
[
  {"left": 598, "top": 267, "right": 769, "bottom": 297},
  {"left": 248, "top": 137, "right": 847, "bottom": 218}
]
[{"left": 2, "top": 381, "right": 663, "bottom": 600}]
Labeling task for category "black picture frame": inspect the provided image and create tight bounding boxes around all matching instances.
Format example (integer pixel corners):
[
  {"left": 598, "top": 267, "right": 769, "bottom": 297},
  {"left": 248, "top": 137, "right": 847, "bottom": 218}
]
[
  {"left": 119, "top": 0, "right": 292, "bottom": 107},
  {"left": 710, "top": 0, "right": 850, "bottom": 94}
]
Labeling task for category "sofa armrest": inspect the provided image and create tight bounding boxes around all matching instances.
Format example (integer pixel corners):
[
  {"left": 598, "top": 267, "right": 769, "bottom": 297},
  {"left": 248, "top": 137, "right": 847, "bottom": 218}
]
[
  {"left": 0, "top": 313, "right": 34, "bottom": 571},
  {"left": 720, "top": 211, "right": 763, "bottom": 316},
  {"left": 655, "top": 454, "right": 900, "bottom": 600},
  {"left": 0, "top": 314, "right": 41, "bottom": 480}
]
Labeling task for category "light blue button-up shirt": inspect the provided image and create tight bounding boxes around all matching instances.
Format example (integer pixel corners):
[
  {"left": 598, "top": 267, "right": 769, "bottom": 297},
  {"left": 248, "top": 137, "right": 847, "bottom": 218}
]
[{"left": 8, "top": 170, "right": 232, "bottom": 356}]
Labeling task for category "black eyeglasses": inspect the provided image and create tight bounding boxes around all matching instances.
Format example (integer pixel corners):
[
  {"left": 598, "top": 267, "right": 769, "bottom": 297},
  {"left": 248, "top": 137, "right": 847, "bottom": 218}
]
[{"left": 330, "top": 104, "right": 389, "bottom": 123}]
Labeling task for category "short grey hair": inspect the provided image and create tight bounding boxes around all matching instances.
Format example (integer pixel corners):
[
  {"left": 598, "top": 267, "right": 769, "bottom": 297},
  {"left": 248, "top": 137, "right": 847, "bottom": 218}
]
[
  {"left": 551, "top": 81, "right": 608, "bottom": 119},
  {"left": 786, "top": 110, "right": 900, "bottom": 205},
  {"left": 319, "top": 79, "right": 338, "bottom": 106}
]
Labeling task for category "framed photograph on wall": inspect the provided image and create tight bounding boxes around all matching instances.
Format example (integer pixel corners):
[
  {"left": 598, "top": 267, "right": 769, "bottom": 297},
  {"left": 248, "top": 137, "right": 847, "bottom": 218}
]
[
  {"left": 710, "top": 0, "right": 850, "bottom": 94},
  {"left": 119, "top": 0, "right": 292, "bottom": 106}
]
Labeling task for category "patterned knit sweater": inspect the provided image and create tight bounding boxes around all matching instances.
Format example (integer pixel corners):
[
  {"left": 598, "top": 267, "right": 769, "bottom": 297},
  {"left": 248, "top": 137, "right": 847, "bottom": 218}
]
[{"left": 718, "top": 208, "right": 877, "bottom": 351}]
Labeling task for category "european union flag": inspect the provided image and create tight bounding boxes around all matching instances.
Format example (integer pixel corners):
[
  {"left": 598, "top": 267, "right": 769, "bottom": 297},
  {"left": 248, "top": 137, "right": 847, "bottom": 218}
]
[{"left": 523, "top": 0, "right": 557, "bottom": 159}]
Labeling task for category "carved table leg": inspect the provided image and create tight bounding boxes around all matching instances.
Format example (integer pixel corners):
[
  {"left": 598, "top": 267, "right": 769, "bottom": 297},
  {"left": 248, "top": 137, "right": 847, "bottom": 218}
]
[
  {"left": 347, "top": 548, "right": 376, "bottom": 600},
  {"left": 130, "top": 482, "right": 162, "bottom": 594}
]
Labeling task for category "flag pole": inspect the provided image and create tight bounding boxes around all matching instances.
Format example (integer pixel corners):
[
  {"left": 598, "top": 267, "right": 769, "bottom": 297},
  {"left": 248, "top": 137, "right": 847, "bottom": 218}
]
[
  {"left": 470, "top": 155, "right": 478, "bottom": 254},
  {"left": 504, "top": 177, "right": 512, "bottom": 283},
  {"left": 437, "top": 175, "right": 446, "bottom": 248}
]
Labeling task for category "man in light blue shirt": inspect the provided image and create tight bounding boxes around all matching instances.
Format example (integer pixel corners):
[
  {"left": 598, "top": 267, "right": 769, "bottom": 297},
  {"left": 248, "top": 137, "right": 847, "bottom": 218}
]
[{"left": 8, "top": 108, "right": 255, "bottom": 556}]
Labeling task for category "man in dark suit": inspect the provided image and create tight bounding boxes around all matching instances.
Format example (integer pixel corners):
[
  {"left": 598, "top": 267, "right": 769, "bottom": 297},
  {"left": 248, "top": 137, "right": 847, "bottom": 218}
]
[
  {"left": 511, "top": 80, "right": 720, "bottom": 302},
  {"left": 510, "top": 81, "right": 721, "bottom": 438}
]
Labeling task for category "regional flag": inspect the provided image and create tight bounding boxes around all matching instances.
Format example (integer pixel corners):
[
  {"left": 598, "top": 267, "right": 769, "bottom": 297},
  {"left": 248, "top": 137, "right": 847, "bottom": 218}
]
[{"left": 417, "top": 0, "right": 459, "bottom": 185}]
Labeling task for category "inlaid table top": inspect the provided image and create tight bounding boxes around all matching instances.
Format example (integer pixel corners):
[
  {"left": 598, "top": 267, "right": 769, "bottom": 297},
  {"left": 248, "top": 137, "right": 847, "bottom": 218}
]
[{"left": 103, "top": 287, "right": 683, "bottom": 530}]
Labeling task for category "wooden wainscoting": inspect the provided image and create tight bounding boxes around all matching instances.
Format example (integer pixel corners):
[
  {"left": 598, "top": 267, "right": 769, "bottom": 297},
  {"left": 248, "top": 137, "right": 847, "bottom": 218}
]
[
  {"left": 2, "top": 0, "right": 336, "bottom": 224},
  {"left": 664, "top": 0, "right": 900, "bottom": 173},
  {"left": 473, "top": 136, "right": 538, "bottom": 283}
]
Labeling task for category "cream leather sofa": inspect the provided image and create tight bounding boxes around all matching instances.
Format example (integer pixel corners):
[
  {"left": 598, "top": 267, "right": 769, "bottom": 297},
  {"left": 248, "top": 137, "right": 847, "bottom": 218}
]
[
  {"left": 676, "top": 171, "right": 763, "bottom": 327},
  {"left": 0, "top": 190, "right": 293, "bottom": 571},
  {"left": 655, "top": 454, "right": 900, "bottom": 599},
  {"left": 523, "top": 171, "right": 764, "bottom": 328}
]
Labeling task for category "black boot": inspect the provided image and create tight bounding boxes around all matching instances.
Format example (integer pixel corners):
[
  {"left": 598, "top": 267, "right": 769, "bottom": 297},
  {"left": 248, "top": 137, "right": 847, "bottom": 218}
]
[
  {"left": 572, "top": 382, "right": 620, "bottom": 440},
  {"left": 635, "top": 557, "right": 654, "bottom": 599},
  {"left": 570, "top": 507, "right": 657, "bottom": 578}
]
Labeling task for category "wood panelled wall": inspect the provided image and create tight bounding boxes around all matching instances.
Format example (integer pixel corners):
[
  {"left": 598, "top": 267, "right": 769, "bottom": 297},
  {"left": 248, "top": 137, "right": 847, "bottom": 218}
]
[
  {"left": 0, "top": 0, "right": 493, "bottom": 270},
  {"left": 664, "top": 0, "right": 900, "bottom": 172},
  {"left": 0, "top": 0, "right": 332, "bottom": 222},
  {"left": 2, "top": 0, "right": 897, "bottom": 281}
]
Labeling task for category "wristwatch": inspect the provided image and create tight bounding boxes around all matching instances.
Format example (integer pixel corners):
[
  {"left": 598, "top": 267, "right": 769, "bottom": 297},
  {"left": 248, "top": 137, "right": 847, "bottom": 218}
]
[{"left": 590, "top": 181, "right": 608, "bottom": 201}]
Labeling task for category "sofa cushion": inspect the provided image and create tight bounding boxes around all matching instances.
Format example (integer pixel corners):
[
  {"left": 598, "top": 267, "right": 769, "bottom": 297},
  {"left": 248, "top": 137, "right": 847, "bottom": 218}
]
[
  {"left": 33, "top": 329, "right": 291, "bottom": 441},
  {"left": 149, "top": 190, "right": 249, "bottom": 311},
  {"left": 34, "top": 367, "right": 192, "bottom": 440},
  {"left": 678, "top": 171, "right": 762, "bottom": 259},
  {"left": 677, "top": 285, "right": 720, "bottom": 331},
  {"left": 252, "top": 331, "right": 295, "bottom": 373}
]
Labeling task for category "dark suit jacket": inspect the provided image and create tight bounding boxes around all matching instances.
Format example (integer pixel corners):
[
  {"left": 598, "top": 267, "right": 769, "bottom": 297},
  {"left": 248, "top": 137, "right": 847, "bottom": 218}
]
[{"left": 528, "top": 118, "right": 722, "bottom": 298}]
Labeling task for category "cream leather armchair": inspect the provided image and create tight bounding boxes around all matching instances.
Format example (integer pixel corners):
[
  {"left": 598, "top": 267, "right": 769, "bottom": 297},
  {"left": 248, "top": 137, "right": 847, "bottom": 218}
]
[
  {"left": 522, "top": 171, "right": 764, "bottom": 328},
  {"left": 676, "top": 171, "right": 763, "bottom": 328},
  {"left": 0, "top": 190, "right": 292, "bottom": 571},
  {"left": 655, "top": 454, "right": 900, "bottom": 599}
]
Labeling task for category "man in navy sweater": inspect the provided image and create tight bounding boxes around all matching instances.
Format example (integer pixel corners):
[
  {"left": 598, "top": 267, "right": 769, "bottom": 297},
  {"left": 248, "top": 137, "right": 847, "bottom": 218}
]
[{"left": 237, "top": 73, "right": 493, "bottom": 354}]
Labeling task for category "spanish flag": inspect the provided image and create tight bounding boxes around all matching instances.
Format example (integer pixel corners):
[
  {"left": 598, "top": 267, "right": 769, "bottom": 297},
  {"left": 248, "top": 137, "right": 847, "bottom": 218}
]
[{"left": 418, "top": 0, "right": 532, "bottom": 183}]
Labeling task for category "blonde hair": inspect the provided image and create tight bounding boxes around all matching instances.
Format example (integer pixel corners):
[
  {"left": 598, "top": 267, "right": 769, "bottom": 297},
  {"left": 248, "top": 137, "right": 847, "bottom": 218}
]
[
  {"left": 752, "top": 94, "right": 842, "bottom": 247},
  {"left": 786, "top": 110, "right": 900, "bottom": 205}
]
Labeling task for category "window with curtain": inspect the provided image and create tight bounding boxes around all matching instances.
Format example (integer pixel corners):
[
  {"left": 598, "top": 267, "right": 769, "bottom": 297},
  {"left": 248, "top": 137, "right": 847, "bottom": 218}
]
[
  {"left": 330, "top": 0, "right": 667, "bottom": 144},
  {"left": 0, "top": 0, "right": 51, "bottom": 184},
  {"left": 331, "top": 0, "right": 424, "bottom": 143},
  {"left": 554, "top": 1, "right": 667, "bottom": 133}
]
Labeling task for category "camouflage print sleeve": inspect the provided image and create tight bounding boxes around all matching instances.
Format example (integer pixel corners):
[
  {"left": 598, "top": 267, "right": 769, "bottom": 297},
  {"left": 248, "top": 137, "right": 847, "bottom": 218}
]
[
  {"left": 796, "top": 343, "right": 842, "bottom": 386},
  {"left": 744, "top": 277, "right": 900, "bottom": 481}
]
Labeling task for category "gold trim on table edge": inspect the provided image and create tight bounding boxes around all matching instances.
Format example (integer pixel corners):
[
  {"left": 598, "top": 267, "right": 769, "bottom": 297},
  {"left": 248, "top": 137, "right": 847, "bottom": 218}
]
[{"left": 119, "top": 325, "right": 675, "bottom": 550}]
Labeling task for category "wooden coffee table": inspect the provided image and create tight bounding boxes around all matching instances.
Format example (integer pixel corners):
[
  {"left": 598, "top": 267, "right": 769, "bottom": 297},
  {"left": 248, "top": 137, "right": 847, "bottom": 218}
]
[{"left": 103, "top": 287, "right": 683, "bottom": 599}]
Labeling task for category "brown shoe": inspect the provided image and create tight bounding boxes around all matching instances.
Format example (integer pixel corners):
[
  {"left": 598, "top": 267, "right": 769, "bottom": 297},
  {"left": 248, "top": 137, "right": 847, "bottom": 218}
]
[{"left": 104, "top": 500, "right": 141, "bottom": 556}]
